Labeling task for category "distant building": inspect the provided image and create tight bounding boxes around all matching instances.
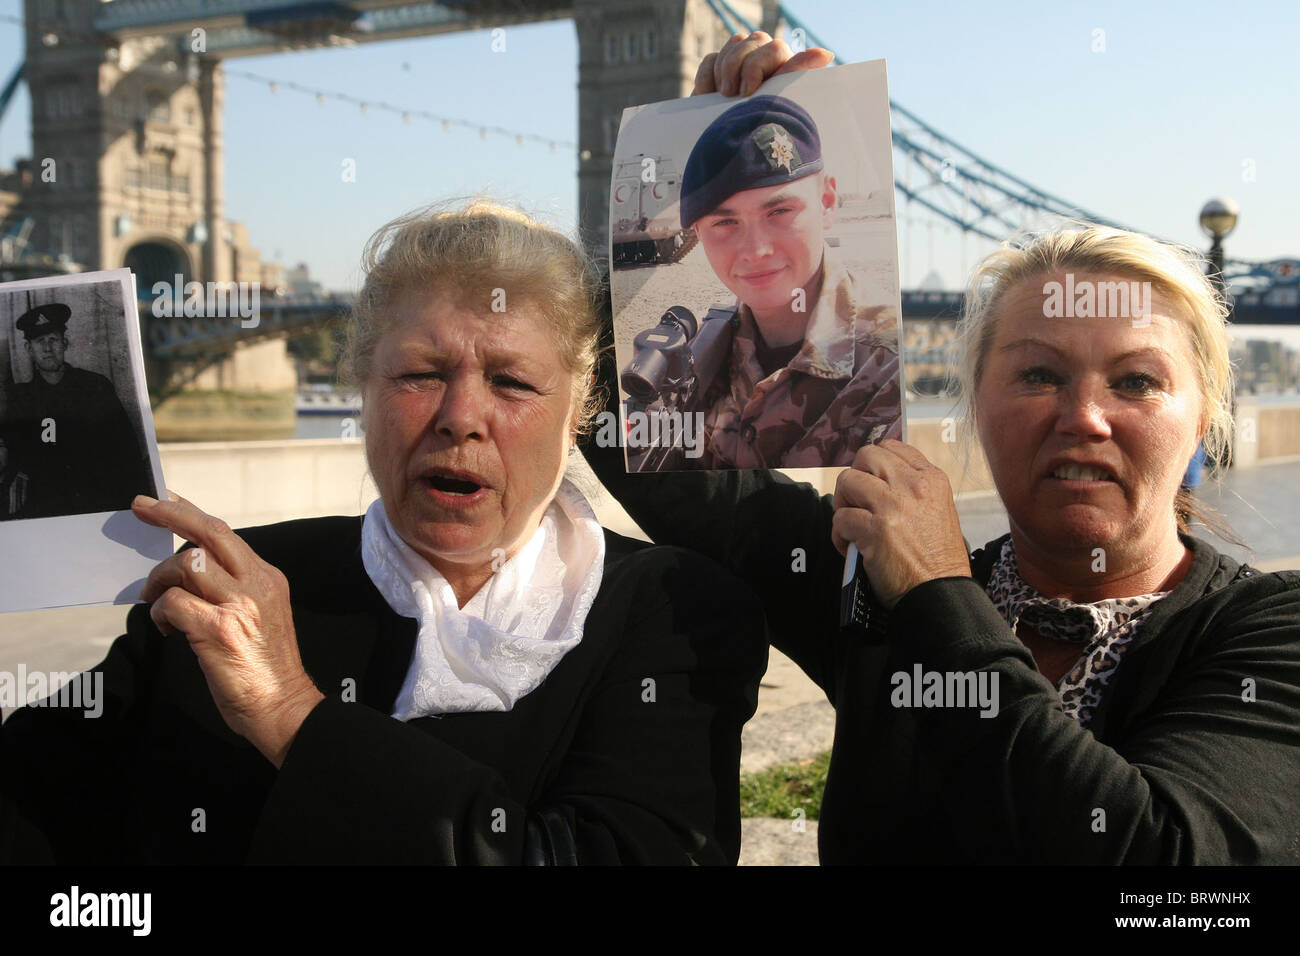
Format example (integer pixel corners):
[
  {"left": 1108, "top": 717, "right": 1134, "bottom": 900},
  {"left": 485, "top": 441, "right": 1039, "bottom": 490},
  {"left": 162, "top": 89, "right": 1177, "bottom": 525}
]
[
  {"left": 284, "top": 262, "right": 322, "bottom": 298},
  {"left": 919, "top": 269, "right": 945, "bottom": 291},
  {"left": 1237, "top": 338, "right": 1300, "bottom": 394}
]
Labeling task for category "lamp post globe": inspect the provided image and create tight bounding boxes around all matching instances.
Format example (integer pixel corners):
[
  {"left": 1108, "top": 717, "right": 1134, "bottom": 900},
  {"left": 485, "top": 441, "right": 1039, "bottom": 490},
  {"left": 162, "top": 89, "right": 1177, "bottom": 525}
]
[
  {"left": 1199, "top": 197, "right": 1239, "bottom": 291},
  {"left": 1200, "top": 196, "right": 1240, "bottom": 241}
]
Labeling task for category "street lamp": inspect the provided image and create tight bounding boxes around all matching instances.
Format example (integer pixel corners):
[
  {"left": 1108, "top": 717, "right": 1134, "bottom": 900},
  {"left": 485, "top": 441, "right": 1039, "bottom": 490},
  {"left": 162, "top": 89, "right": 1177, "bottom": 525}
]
[
  {"left": 1199, "top": 196, "right": 1239, "bottom": 291},
  {"left": 1198, "top": 197, "right": 1241, "bottom": 471}
]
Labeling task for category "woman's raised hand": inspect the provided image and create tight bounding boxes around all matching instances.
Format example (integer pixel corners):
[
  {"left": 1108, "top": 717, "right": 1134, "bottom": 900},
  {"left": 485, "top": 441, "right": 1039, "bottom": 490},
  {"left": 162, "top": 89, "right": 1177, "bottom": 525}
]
[
  {"left": 693, "top": 30, "right": 835, "bottom": 97},
  {"left": 132, "top": 492, "right": 324, "bottom": 768},
  {"left": 831, "top": 440, "right": 973, "bottom": 609}
]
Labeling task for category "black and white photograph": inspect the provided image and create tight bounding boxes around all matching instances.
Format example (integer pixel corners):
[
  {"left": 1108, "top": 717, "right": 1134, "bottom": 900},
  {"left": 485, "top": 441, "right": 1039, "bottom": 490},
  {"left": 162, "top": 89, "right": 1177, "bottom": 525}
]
[
  {"left": 609, "top": 59, "right": 906, "bottom": 472},
  {"left": 0, "top": 269, "right": 169, "bottom": 612}
]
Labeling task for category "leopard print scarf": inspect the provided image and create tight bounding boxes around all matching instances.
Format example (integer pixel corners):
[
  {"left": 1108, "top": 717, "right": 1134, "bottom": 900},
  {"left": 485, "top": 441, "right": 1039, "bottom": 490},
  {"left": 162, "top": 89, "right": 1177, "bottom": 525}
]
[{"left": 986, "top": 538, "right": 1169, "bottom": 726}]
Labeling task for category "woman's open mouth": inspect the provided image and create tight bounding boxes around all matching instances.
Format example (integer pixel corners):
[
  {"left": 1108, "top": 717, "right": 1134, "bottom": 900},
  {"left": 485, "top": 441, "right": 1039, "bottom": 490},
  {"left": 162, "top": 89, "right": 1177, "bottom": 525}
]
[
  {"left": 1047, "top": 463, "right": 1117, "bottom": 485},
  {"left": 421, "top": 469, "right": 491, "bottom": 507},
  {"left": 427, "top": 475, "right": 480, "bottom": 495}
]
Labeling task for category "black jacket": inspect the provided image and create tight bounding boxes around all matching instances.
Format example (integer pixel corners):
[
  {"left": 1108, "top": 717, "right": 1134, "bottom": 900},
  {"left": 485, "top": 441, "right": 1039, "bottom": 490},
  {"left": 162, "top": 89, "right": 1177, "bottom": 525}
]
[
  {"left": 0, "top": 515, "right": 766, "bottom": 865},
  {"left": 4, "top": 364, "right": 153, "bottom": 517},
  {"left": 583, "top": 444, "right": 1300, "bottom": 864}
]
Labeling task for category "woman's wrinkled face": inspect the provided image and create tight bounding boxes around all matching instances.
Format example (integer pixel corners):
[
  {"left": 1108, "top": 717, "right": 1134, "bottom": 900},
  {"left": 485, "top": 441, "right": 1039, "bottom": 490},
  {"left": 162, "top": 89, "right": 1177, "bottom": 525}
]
[
  {"left": 363, "top": 287, "right": 577, "bottom": 577},
  {"left": 975, "top": 271, "right": 1205, "bottom": 557}
]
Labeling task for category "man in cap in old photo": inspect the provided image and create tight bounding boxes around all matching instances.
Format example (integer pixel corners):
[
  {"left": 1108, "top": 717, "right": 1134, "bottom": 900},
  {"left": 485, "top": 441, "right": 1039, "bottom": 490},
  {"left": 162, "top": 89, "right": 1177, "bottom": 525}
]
[
  {"left": 6, "top": 301, "right": 153, "bottom": 517},
  {"left": 679, "top": 93, "right": 902, "bottom": 469}
]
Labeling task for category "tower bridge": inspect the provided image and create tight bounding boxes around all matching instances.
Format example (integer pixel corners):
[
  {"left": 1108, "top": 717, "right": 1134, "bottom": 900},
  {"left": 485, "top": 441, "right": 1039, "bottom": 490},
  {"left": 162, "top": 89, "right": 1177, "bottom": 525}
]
[{"left": 6, "top": 0, "right": 763, "bottom": 296}]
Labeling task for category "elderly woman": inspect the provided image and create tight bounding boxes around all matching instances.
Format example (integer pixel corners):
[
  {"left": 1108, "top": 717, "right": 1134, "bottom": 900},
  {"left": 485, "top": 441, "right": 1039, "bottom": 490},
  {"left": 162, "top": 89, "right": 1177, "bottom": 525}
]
[
  {"left": 583, "top": 31, "right": 1300, "bottom": 864},
  {"left": 0, "top": 201, "right": 764, "bottom": 865}
]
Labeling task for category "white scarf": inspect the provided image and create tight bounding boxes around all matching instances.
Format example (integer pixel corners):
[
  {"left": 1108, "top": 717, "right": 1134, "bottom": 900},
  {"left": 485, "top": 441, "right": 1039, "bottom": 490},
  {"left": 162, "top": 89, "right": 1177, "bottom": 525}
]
[{"left": 361, "top": 478, "right": 605, "bottom": 720}]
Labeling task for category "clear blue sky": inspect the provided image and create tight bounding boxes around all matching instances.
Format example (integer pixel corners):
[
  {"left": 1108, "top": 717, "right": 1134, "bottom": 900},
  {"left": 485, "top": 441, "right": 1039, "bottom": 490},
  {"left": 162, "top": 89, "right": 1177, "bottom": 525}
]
[{"left": 1, "top": 0, "right": 1297, "bottom": 293}]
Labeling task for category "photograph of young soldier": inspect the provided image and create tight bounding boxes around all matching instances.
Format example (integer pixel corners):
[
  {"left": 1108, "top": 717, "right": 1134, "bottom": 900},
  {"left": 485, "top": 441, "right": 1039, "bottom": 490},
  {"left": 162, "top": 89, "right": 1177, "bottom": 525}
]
[
  {"left": 622, "top": 93, "right": 902, "bottom": 471},
  {"left": 2, "top": 298, "right": 156, "bottom": 518}
]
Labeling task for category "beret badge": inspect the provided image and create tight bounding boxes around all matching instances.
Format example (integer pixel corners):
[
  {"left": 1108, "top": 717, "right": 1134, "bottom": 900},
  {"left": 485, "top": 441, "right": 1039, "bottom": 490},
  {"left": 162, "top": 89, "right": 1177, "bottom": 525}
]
[{"left": 754, "top": 123, "right": 800, "bottom": 175}]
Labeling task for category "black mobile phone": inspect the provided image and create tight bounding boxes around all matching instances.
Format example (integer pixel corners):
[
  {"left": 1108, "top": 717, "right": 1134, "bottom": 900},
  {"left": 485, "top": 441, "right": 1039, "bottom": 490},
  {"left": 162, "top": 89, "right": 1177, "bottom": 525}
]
[{"left": 840, "top": 543, "right": 888, "bottom": 639}]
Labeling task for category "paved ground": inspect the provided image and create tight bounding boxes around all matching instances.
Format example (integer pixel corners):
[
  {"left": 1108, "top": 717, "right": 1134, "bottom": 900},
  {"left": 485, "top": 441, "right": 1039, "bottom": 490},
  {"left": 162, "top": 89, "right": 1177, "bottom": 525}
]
[
  {"left": 737, "top": 650, "right": 831, "bottom": 867},
  {"left": 739, "top": 817, "right": 820, "bottom": 866}
]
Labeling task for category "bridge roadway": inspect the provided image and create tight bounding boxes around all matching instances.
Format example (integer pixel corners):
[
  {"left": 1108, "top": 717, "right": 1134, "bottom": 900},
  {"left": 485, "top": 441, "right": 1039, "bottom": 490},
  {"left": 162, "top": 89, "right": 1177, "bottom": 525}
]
[
  {"left": 145, "top": 286, "right": 1300, "bottom": 358},
  {"left": 93, "top": 0, "right": 575, "bottom": 57},
  {"left": 145, "top": 292, "right": 354, "bottom": 356}
]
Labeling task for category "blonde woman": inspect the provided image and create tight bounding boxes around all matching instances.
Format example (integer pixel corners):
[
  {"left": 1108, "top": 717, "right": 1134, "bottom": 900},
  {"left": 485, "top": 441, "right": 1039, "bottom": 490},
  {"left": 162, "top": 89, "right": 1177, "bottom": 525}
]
[{"left": 589, "top": 200, "right": 1300, "bottom": 861}]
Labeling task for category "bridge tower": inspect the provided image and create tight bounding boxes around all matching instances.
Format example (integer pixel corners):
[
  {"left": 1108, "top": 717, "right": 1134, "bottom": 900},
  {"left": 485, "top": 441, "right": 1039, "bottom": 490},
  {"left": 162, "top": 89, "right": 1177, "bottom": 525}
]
[
  {"left": 20, "top": 0, "right": 242, "bottom": 290},
  {"left": 574, "top": 0, "right": 776, "bottom": 255},
  {"left": 18, "top": 1, "right": 291, "bottom": 437}
]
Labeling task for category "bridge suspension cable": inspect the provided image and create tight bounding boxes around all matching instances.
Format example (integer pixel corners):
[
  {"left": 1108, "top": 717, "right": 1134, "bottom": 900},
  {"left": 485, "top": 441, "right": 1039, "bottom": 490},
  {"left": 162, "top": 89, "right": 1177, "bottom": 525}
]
[
  {"left": 0, "top": 13, "right": 581, "bottom": 157},
  {"left": 714, "top": 0, "right": 1144, "bottom": 241},
  {"left": 224, "top": 67, "right": 580, "bottom": 154}
]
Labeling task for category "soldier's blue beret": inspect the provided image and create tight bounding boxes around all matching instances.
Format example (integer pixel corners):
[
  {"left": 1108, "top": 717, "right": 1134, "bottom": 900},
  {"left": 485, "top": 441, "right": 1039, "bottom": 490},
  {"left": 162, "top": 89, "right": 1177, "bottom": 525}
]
[
  {"left": 15, "top": 303, "right": 71, "bottom": 340},
  {"left": 680, "top": 94, "right": 823, "bottom": 229}
]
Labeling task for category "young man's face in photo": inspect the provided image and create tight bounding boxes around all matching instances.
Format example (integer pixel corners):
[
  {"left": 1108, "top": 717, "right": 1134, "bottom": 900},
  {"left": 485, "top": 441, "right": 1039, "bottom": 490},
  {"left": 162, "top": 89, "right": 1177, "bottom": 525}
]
[{"left": 695, "top": 172, "right": 837, "bottom": 325}]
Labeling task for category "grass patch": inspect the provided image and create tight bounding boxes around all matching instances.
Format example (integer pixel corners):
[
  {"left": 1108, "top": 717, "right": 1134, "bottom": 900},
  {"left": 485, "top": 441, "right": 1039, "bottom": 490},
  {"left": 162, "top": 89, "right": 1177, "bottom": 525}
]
[{"left": 739, "top": 751, "right": 830, "bottom": 820}]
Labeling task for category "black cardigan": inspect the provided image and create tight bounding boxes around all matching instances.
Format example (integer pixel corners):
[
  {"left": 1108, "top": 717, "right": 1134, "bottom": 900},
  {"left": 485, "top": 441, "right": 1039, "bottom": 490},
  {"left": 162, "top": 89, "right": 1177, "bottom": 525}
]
[
  {"left": 583, "top": 442, "right": 1300, "bottom": 864},
  {"left": 0, "top": 516, "right": 766, "bottom": 865}
]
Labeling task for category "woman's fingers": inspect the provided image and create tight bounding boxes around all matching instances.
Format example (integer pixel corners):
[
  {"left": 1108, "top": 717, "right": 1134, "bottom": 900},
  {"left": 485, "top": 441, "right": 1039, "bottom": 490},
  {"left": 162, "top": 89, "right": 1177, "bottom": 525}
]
[
  {"left": 693, "top": 52, "right": 720, "bottom": 94},
  {"left": 831, "top": 465, "right": 890, "bottom": 557},
  {"left": 710, "top": 32, "right": 751, "bottom": 94},
  {"left": 139, "top": 546, "right": 237, "bottom": 606},
  {"left": 832, "top": 441, "right": 971, "bottom": 607},
  {"left": 149, "top": 584, "right": 214, "bottom": 640},
  {"left": 876, "top": 438, "right": 930, "bottom": 471},
  {"left": 843, "top": 440, "right": 929, "bottom": 502},
  {"left": 831, "top": 505, "right": 876, "bottom": 559},
  {"left": 841, "top": 442, "right": 907, "bottom": 502},
  {"left": 772, "top": 46, "right": 836, "bottom": 77},
  {"left": 695, "top": 34, "right": 837, "bottom": 98},
  {"left": 716, "top": 31, "right": 775, "bottom": 96},
  {"left": 833, "top": 461, "right": 889, "bottom": 511},
  {"left": 737, "top": 37, "right": 793, "bottom": 96},
  {"left": 693, "top": 33, "right": 744, "bottom": 94},
  {"left": 132, "top": 493, "right": 250, "bottom": 578}
]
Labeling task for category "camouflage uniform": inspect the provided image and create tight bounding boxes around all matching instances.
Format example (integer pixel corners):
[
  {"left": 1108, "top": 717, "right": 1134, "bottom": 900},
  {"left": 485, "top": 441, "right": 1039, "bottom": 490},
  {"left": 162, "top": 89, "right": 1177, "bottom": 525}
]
[{"left": 695, "top": 247, "right": 902, "bottom": 470}]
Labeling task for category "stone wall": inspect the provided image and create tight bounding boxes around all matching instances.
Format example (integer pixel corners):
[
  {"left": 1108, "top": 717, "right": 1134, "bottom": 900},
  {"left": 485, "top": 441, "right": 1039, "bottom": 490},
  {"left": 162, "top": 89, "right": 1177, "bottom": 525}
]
[{"left": 156, "top": 403, "right": 1300, "bottom": 532}]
